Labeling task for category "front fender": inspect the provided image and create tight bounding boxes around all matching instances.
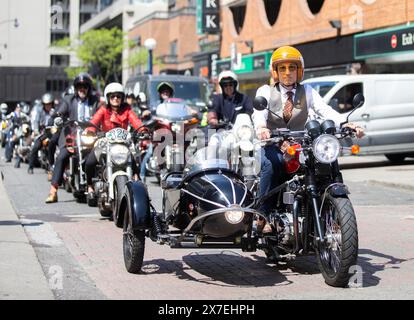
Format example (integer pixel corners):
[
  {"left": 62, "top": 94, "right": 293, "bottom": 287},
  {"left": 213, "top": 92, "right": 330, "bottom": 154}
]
[
  {"left": 328, "top": 184, "right": 350, "bottom": 197},
  {"left": 118, "top": 181, "right": 151, "bottom": 230},
  {"left": 109, "top": 171, "right": 128, "bottom": 200}
]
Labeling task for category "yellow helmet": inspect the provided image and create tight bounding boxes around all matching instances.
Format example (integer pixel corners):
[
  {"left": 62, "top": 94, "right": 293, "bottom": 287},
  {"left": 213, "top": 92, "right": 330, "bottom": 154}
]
[{"left": 270, "top": 46, "right": 305, "bottom": 82}]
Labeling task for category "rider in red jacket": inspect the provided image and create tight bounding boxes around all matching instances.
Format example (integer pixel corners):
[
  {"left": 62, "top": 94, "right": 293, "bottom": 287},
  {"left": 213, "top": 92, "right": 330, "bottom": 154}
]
[{"left": 85, "top": 82, "right": 145, "bottom": 206}]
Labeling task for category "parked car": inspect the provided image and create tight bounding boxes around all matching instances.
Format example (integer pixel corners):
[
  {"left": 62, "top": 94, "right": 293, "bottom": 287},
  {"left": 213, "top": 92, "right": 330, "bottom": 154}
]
[
  {"left": 125, "top": 74, "right": 210, "bottom": 115},
  {"left": 303, "top": 74, "right": 414, "bottom": 163}
]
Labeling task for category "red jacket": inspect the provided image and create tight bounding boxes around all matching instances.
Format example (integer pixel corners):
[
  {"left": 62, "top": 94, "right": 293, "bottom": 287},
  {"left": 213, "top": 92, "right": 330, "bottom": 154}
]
[{"left": 89, "top": 104, "right": 143, "bottom": 132}]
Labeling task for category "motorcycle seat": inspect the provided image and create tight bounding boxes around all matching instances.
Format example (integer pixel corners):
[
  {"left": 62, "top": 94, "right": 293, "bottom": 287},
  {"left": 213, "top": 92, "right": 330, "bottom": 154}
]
[{"left": 161, "top": 173, "right": 183, "bottom": 190}]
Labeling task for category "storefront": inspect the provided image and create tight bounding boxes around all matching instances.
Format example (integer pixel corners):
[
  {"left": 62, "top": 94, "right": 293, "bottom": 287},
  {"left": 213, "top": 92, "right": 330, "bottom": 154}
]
[
  {"left": 215, "top": 35, "right": 357, "bottom": 97},
  {"left": 354, "top": 24, "right": 414, "bottom": 74}
]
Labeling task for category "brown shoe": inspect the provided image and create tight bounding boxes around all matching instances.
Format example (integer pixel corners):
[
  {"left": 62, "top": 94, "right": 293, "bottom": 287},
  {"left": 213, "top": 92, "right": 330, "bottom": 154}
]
[
  {"left": 47, "top": 171, "right": 53, "bottom": 182},
  {"left": 45, "top": 193, "right": 58, "bottom": 204}
]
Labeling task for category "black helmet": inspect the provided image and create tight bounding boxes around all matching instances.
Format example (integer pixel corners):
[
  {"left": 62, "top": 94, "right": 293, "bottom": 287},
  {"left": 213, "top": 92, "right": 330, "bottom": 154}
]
[
  {"left": 73, "top": 73, "right": 92, "bottom": 91},
  {"left": 157, "top": 82, "right": 175, "bottom": 96},
  {"left": 41, "top": 93, "right": 54, "bottom": 105}
]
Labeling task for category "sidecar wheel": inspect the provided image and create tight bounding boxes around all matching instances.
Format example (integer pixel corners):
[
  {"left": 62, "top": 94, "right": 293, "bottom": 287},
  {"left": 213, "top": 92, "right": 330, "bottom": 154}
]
[
  {"left": 316, "top": 195, "right": 358, "bottom": 288},
  {"left": 123, "top": 195, "right": 145, "bottom": 274}
]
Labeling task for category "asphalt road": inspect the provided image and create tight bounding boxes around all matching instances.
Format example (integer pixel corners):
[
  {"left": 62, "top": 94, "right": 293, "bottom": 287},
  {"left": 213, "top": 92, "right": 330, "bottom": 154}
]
[{"left": 1, "top": 152, "right": 413, "bottom": 300}]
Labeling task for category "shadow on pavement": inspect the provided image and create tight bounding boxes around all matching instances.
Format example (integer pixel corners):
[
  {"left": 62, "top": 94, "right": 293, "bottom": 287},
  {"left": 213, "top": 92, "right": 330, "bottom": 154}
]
[
  {"left": 141, "top": 250, "right": 291, "bottom": 288},
  {"left": 358, "top": 248, "right": 411, "bottom": 288},
  {"left": 0, "top": 220, "right": 22, "bottom": 226}
]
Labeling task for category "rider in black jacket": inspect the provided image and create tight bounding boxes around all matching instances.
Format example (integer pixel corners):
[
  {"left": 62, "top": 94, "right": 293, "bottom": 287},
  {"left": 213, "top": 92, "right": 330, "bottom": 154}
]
[
  {"left": 45, "top": 73, "right": 100, "bottom": 203},
  {"left": 207, "top": 70, "right": 253, "bottom": 127}
]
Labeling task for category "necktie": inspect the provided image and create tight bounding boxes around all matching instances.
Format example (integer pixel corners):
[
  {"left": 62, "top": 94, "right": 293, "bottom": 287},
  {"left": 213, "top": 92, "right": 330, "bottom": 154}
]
[{"left": 283, "top": 91, "right": 294, "bottom": 123}]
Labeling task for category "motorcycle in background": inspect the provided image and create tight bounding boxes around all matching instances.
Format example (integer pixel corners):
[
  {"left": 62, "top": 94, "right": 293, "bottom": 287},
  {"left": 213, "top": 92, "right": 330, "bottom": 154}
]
[
  {"left": 91, "top": 127, "right": 140, "bottom": 224},
  {"left": 14, "top": 119, "right": 33, "bottom": 168},
  {"left": 145, "top": 98, "right": 201, "bottom": 182},
  {"left": 61, "top": 120, "right": 99, "bottom": 202}
]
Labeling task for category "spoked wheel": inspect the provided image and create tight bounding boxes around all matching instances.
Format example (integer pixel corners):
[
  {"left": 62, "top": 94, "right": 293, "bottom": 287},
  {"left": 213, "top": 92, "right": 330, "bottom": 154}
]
[
  {"left": 316, "top": 195, "right": 358, "bottom": 287},
  {"left": 123, "top": 192, "right": 145, "bottom": 274}
]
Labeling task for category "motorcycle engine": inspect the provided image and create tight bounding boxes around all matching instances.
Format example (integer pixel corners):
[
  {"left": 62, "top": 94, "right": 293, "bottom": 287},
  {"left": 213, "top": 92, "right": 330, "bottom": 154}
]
[{"left": 271, "top": 211, "right": 303, "bottom": 246}]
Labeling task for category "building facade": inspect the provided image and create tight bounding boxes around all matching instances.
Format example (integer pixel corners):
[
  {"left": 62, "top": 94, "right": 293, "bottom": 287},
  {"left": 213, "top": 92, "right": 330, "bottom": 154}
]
[
  {"left": 0, "top": 0, "right": 99, "bottom": 105},
  {"left": 218, "top": 0, "right": 414, "bottom": 96}
]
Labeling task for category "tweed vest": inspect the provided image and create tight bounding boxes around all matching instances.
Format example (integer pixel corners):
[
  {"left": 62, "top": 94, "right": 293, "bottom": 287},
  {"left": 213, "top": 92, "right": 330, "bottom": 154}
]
[{"left": 267, "top": 84, "right": 308, "bottom": 131}]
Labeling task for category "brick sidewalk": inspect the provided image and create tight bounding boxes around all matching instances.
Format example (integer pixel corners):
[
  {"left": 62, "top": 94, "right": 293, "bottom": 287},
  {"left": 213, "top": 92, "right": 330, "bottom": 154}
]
[{"left": 51, "top": 204, "right": 414, "bottom": 300}]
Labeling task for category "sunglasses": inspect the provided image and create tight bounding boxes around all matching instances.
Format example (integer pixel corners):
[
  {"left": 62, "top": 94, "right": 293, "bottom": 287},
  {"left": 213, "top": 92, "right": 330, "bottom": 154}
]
[
  {"left": 223, "top": 83, "right": 234, "bottom": 88},
  {"left": 110, "top": 94, "right": 123, "bottom": 100},
  {"left": 277, "top": 65, "right": 298, "bottom": 73},
  {"left": 76, "top": 84, "right": 88, "bottom": 90}
]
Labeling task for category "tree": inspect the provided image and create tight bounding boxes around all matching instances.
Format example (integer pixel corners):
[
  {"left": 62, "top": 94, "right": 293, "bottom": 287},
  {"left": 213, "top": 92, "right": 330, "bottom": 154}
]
[{"left": 52, "top": 27, "right": 127, "bottom": 88}]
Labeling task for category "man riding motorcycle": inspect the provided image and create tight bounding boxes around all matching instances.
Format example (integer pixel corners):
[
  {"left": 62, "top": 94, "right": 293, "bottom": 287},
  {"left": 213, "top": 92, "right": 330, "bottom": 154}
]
[
  {"left": 253, "top": 45, "right": 364, "bottom": 233},
  {"left": 4, "top": 104, "right": 31, "bottom": 163},
  {"left": 27, "top": 93, "right": 55, "bottom": 174},
  {"left": 45, "top": 73, "right": 100, "bottom": 203},
  {"left": 138, "top": 83, "right": 171, "bottom": 181},
  {"left": 1, "top": 103, "right": 9, "bottom": 148},
  {"left": 83, "top": 82, "right": 145, "bottom": 205},
  {"left": 208, "top": 70, "right": 253, "bottom": 128}
]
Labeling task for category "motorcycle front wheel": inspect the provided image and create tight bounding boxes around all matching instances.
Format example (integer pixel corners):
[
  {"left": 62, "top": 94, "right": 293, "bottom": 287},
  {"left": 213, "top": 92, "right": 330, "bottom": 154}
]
[
  {"left": 123, "top": 192, "right": 145, "bottom": 274},
  {"left": 316, "top": 195, "right": 358, "bottom": 287}
]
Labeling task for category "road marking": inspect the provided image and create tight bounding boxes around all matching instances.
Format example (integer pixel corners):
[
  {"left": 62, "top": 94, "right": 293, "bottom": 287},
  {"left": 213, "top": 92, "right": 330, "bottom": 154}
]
[{"left": 21, "top": 219, "right": 63, "bottom": 247}]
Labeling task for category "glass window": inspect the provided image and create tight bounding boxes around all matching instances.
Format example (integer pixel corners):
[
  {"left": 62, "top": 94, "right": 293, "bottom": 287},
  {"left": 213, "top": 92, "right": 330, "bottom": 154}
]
[
  {"left": 149, "top": 80, "right": 210, "bottom": 109},
  {"left": 329, "top": 83, "right": 363, "bottom": 114},
  {"left": 307, "top": 81, "right": 338, "bottom": 97}
]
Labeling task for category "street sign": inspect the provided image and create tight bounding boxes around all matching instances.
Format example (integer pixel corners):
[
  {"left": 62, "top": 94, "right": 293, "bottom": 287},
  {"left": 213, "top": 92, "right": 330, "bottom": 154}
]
[
  {"left": 196, "top": 0, "right": 220, "bottom": 35},
  {"left": 355, "top": 24, "right": 414, "bottom": 59}
]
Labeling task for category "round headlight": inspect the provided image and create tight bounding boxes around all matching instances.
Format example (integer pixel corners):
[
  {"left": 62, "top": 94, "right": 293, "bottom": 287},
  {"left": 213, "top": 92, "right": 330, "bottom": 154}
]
[
  {"left": 237, "top": 125, "right": 253, "bottom": 140},
  {"left": 110, "top": 145, "right": 129, "bottom": 165},
  {"left": 313, "top": 134, "right": 340, "bottom": 164},
  {"left": 224, "top": 211, "right": 245, "bottom": 224},
  {"left": 81, "top": 135, "right": 96, "bottom": 146}
]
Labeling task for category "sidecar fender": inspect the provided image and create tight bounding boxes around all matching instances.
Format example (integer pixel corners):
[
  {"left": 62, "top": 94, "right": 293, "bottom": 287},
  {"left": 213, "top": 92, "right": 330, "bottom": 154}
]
[{"left": 118, "top": 181, "right": 151, "bottom": 230}]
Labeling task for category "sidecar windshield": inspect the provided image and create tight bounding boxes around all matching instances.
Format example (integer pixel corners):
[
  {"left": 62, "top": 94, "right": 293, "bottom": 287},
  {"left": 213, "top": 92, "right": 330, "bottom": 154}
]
[{"left": 184, "top": 146, "right": 230, "bottom": 175}]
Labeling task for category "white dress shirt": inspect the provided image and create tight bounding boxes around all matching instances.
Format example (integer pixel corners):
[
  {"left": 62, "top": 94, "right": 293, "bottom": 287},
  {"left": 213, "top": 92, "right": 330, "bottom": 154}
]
[
  {"left": 77, "top": 99, "right": 90, "bottom": 121},
  {"left": 252, "top": 83, "right": 346, "bottom": 129}
]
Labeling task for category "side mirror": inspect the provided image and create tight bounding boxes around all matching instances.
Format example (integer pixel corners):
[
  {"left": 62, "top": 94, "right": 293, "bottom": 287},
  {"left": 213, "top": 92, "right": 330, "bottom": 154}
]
[
  {"left": 328, "top": 98, "right": 339, "bottom": 111},
  {"left": 253, "top": 96, "right": 268, "bottom": 111},
  {"left": 352, "top": 93, "right": 365, "bottom": 109}
]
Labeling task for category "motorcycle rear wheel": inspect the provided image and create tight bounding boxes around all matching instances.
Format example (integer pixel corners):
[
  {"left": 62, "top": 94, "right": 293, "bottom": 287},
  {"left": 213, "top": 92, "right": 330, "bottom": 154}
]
[
  {"left": 123, "top": 192, "right": 145, "bottom": 274},
  {"left": 316, "top": 195, "right": 358, "bottom": 287}
]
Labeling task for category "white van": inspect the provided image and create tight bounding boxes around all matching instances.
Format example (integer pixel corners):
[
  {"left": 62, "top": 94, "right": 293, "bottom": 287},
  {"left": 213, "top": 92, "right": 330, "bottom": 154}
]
[{"left": 302, "top": 74, "right": 414, "bottom": 163}]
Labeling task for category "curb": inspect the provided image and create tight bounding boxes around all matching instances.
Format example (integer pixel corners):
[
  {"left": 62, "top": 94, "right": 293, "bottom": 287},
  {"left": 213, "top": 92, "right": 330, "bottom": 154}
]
[{"left": 0, "top": 172, "right": 55, "bottom": 300}]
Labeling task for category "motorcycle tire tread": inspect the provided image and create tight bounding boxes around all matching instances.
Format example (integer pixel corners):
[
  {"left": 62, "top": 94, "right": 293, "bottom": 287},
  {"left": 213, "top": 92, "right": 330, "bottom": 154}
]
[{"left": 317, "top": 196, "right": 358, "bottom": 288}]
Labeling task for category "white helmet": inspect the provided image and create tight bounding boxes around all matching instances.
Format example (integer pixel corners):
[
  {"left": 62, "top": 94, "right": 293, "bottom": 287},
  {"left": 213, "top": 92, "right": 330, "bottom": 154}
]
[
  {"left": 104, "top": 82, "right": 125, "bottom": 104},
  {"left": 218, "top": 70, "right": 239, "bottom": 91},
  {"left": 1, "top": 103, "right": 8, "bottom": 114}
]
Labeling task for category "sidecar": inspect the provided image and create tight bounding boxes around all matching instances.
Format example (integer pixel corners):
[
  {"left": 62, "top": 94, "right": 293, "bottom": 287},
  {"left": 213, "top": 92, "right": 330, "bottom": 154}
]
[
  {"left": 121, "top": 145, "right": 265, "bottom": 273},
  {"left": 160, "top": 146, "right": 264, "bottom": 248}
]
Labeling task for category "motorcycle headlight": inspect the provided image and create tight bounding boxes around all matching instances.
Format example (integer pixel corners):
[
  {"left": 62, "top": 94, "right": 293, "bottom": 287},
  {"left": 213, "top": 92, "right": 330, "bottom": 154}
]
[
  {"left": 80, "top": 135, "right": 97, "bottom": 146},
  {"left": 51, "top": 127, "right": 58, "bottom": 134},
  {"left": 224, "top": 211, "right": 245, "bottom": 224},
  {"left": 313, "top": 134, "right": 340, "bottom": 164},
  {"left": 237, "top": 125, "right": 253, "bottom": 141},
  {"left": 110, "top": 145, "right": 129, "bottom": 166},
  {"left": 171, "top": 123, "right": 181, "bottom": 133}
]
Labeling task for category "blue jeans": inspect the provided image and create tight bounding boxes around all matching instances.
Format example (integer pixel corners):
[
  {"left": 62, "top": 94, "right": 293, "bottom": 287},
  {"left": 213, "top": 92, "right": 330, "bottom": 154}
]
[
  {"left": 140, "top": 143, "right": 153, "bottom": 178},
  {"left": 258, "top": 145, "right": 285, "bottom": 215}
]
